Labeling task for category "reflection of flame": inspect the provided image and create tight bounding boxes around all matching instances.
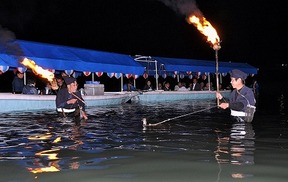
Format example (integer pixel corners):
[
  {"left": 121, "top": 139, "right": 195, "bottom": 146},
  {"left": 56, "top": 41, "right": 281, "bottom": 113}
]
[
  {"left": 52, "top": 136, "right": 61, "bottom": 144},
  {"left": 28, "top": 149, "right": 61, "bottom": 174},
  {"left": 188, "top": 15, "right": 220, "bottom": 45},
  {"left": 28, "top": 165, "right": 60, "bottom": 173},
  {"left": 35, "top": 148, "right": 60, "bottom": 160},
  {"left": 21, "top": 58, "right": 54, "bottom": 81},
  {"left": 28, "top": 134, "right": 52, "bottom": 141}
]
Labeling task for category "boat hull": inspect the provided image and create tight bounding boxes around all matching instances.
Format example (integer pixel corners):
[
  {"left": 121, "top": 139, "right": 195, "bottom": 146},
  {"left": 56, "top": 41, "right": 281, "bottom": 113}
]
[
  {"left": 0, "top": 91, "right": 230, "bottom": 113},
  {"left": 132, "top": 90, "right": 231, "bottom": 103},
  {"left": 0, "top": 92, "right": 136, "bottom": 113}
]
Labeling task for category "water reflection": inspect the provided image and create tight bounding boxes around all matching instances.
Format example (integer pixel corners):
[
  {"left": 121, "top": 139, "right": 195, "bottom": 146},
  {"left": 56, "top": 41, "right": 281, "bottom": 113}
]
[
  {"left": 1, "top": 98, "right": 288, "bottom": 181},
  {"left": 215, "top": 122, "right": 255, "bottom": 179},
  {"left": 26, "top": 122, "right": 86, "bottom": 174}
]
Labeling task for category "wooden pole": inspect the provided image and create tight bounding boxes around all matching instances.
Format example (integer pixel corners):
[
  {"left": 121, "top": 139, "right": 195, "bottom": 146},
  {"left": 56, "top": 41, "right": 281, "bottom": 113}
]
[{"left": 215, "top": 49, "right": 220, "bottom": 106}]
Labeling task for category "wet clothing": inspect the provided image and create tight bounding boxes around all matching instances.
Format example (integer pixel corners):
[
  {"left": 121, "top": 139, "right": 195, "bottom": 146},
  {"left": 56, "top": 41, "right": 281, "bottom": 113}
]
[
  {"left": 56, "top": 88, "right": 86, "bottom": 112},
  {"left": 221, "top": 85, "right": 256, "bottom": 122},
  {"left": 12, "top": 76, "right": 24, "bottom": 94},
  {"left": 228, "top": 86, "right": 256, "bottom": 112}
]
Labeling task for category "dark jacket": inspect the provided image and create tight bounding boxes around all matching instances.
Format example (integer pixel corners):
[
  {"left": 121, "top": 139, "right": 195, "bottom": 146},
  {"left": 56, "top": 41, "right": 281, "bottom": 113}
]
[
  {"left": 12, "top": 76, "right": 24, "bottom": 93},
  {"left": 229, "top": 86, "right": 256, "bottom": 112},
  {"left": 190, "top": 83, "right": 201, "bottom": 91},
  {"left": 22, "top": 84, "right": 38, "bottom": 95},
  {"left": 56, "top": 88, "right": 86, "bottom": 111}
]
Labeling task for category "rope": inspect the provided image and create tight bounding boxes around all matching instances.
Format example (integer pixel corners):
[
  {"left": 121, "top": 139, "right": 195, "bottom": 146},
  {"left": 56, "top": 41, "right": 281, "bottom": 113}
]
[{"left": 143, "top": 105, "right": 217, "bottom": 126}]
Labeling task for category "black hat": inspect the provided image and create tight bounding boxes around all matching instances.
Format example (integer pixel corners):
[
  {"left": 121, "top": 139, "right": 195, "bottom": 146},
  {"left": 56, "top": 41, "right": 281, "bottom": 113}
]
[
  {"left": 231, "top": 69, "right": 247, "bottom": 80},
  {"left": 63, "top": 76, "right": 76, "bottom": 85}
]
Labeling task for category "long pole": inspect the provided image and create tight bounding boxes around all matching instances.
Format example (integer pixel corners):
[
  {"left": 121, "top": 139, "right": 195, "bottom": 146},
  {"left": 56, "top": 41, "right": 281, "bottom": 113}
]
[
  {"left": 215, "top": 49, "right": 220, "bottom": 106},
  {"left": 213, "top": 42, "right": 221, "bottom": 106}
]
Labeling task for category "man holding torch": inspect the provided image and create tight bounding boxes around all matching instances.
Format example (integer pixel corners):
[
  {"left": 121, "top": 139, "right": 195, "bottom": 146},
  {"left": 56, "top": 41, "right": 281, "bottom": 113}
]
[
  {"left": 56, "top": 76, "right": 88, "bottom": 120},
  {"left": 216, "top": 69, "right": 256, "bottom": 122}
]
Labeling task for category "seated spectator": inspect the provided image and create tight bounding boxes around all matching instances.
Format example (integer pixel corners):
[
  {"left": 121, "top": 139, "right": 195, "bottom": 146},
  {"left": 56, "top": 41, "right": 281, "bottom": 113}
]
[
  {"left": 163, "top": 81, "right": 171, "bottom": 91},
  {"left": 190, "top": 77, "right": 201, "bottom": 91},
  {"left": 178, "top": 82, "right": 188, "bottom": 91},
  {"left": 158, "top": 82, "right": 163, "bottom": 90},
  {"left": 51, "top": 74, "right": 67, "bottom": 94},
  {"left": 203, "top": 82, "right": 214, "bottom": 91},
  {"left": 174, "top": 82, "right": 181, "bottom": 91},
  {"left": 41, "top": 81, "right": 55, "bottom": 95},
  {"left": 143, "top": 80, "right": 153, "bottom": 91},
  {"left": 12, "top": 71, "right": 24, "bottom": 94},
  {"left": 123, "top": 80, "right": 137, "bottom": 91},
  {"left": 22, "top": 78, "right": 38, "bottom": 95}
]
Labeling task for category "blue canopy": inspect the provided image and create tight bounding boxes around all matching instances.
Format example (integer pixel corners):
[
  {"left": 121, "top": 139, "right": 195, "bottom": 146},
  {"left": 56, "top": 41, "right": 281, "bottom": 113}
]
[
  {"left": 153, "top": 57, "right": 258, "bottom": 74},
  {"left": 0, "top": 40, "right": 145, "bottom": 75}
]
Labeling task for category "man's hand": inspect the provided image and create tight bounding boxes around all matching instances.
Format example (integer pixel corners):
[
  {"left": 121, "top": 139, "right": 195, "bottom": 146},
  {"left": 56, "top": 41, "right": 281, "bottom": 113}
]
[
  {"left": 51, "top": 79, "right": 59, "bottom": 90},
  {"left": 67, "top": 98, "right": 77, "bottom": 104},
  {"left": 218, "top": 103, "right": 229, "bottom": 109},
  {"left": 216, "top": 92, "right": 223, "bottom": 100}
]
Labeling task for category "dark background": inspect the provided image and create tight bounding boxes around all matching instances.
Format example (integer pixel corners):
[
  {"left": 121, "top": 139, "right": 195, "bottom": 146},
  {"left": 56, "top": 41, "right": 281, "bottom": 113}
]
[{"left": 1, "top": 0, "right": 287, "bottom": 92}]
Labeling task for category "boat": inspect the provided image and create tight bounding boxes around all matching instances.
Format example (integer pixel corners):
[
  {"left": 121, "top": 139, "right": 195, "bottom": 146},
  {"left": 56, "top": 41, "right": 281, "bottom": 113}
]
[
  {"left": 131, "top": 90, "right": 231, "bottom": 103},
  {"left": 0, "top": 40, "right": 258, "bottom": 113},
  {"left": 0, "top": 92, "right": 138, "bottom": 113}
]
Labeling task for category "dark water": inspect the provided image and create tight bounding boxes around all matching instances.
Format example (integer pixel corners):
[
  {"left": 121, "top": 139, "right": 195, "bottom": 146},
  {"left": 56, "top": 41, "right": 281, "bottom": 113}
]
[{"left": 0, "top": 81, "right": 288, "bottom": 182}]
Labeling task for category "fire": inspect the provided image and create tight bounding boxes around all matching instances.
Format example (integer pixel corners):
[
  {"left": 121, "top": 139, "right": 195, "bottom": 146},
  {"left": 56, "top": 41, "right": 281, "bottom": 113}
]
[
  {"left": 188, "top": 15, "right": 220, "bottom": 46},
  {"left": 21, "top": 58, "right": 54, "bottom": 81}
]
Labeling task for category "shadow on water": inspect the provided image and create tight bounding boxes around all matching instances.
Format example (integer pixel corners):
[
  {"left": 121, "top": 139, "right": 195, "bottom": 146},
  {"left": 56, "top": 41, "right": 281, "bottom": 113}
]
[{"left": 0, "top": 81, "right": 288, "bottom": 181}]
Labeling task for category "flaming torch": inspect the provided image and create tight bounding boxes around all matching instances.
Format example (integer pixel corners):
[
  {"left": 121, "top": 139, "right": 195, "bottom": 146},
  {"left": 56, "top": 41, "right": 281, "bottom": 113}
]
[
  {"left": 21, "top": 58, "right": 55, "bottom": 82},
  {"left": 187, "top": 15, "right": 221, "bottom": 105}
]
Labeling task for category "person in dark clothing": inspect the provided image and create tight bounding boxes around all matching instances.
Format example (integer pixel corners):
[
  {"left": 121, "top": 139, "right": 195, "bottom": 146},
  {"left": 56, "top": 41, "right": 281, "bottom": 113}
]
[
  {"left": 22, "top": 78, "right": 38, "bottom": 95},
  {"left": 216, "top": 69, "right": 256, "bottom": 122},
  {"left": 56, "top": 76, "right": 88, "bottom": 120},
  {"left": 163, "top": 81, "right": 171, "bottom": 91},
  {"left": 41, "top": 81, "right": 55, "bottom": 95},
  {"left": 12, "top": 71, "right": 24, "bottom": 94},
  {"left": 123, "top": 80, "right": 137, "bottom": 91},
  {"left": 51, "top": 74, "right": 67, "bottom": 94},
  {"left": 143, "top": 80, "right": 153, "bottom": 91},
  {"left": 190, "top": 77, "right": 201, "bottom": 91}
]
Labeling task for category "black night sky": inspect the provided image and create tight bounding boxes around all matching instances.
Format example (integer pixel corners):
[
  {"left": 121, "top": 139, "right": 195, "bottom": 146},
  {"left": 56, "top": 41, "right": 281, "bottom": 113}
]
[{"left": 1, "top": 0, "right": 287, "bottom": 73}]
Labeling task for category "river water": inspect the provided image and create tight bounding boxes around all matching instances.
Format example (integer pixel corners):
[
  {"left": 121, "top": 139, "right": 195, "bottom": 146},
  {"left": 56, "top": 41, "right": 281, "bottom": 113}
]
[{"left": 0, "top": 82, "right": 288, "bottom": 182}]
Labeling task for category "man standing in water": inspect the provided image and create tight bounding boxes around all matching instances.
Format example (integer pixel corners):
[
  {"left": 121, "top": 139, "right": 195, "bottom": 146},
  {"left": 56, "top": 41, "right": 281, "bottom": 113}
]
[
  {"left": 216, "top": 69, "right": 256, "bottom": 122},
  {"left": 56, "top": 76, "right": 88, "bottom": 120}
]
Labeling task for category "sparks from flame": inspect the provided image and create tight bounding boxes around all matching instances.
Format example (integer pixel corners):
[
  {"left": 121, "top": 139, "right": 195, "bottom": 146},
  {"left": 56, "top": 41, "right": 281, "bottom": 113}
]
[
  {"left": 188, "top": 15, "right": 220, "bottom": 46},
  {"left": 21, "top": 58, "right": 54, "bottom": 81}
]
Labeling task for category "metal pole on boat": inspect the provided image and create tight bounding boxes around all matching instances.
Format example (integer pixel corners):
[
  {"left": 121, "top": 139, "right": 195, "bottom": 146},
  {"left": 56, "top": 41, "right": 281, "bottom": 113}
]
[
  {"left": 155, "top": 59, "right": 158, "bottom": 90},
  {"left": 213, "top": 42, "right": 221, "bottom": 106},
  {"left": 92, "top": 72, "right": 95, "bottom": 82},
  {"left": 24, "top": 72, "right": 27, "bottom": 85},
  {"left": 208, "top": 73, "right": 211, "bottom": 91},
  {"left": 121, "top": 73, "right": 123, "bottom": 92}
]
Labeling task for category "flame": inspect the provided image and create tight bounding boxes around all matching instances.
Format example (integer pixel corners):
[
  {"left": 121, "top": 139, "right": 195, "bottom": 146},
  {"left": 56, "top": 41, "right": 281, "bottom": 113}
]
[
  {"left": 21, "top": 58, "right": 54, "bottom": 81},
  {"left": 188, "top": 15, "right": 220, "bottom": 46}
]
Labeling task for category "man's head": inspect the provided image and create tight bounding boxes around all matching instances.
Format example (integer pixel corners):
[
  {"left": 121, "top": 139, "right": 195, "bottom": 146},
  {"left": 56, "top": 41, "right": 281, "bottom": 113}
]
[
  {"left": 230, "top": 69, "right": 247, "bottom": 89},
  {"left": 63, "top": 76, "right": 77, "bottom": 92},
  {"left": 231, "top": 69, "right": 247, "bottom": 80},
  {"left": 16, "top": 71, "right": 24, "bottom": 79}
]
